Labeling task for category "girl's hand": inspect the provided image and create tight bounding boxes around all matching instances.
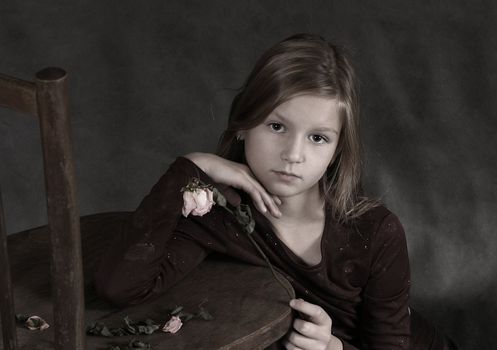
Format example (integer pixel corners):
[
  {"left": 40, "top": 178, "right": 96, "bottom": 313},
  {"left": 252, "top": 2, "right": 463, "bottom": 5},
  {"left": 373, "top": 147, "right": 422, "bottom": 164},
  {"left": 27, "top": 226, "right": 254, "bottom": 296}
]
[
  {"left": 184, "top": 152, "right": 281, "bottom": 218},
  {"left": 284, "top": 298, "right": 343, "bottom": 350}
]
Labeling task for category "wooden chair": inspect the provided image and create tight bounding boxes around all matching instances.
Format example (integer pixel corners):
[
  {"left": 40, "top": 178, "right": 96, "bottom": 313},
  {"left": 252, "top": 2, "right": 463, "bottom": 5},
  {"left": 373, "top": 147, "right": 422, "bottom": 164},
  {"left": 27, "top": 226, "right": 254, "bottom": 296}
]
[
  {"left": 0, "top": 68, "right": 85, "bottom": 350},
  {"left": 0, "top": 68, "right": 293, "bottom": 350}
]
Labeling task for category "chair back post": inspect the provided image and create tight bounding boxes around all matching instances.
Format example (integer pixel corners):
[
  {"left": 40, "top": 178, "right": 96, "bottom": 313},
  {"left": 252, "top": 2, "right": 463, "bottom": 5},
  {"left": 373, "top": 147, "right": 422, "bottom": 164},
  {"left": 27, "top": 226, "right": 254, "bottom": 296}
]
[
  {"left": 0, "top": 188, "right": 17, "bottom": 350},
  {"left": 35, "top": 68, "right": 86, "bottom": 350}
]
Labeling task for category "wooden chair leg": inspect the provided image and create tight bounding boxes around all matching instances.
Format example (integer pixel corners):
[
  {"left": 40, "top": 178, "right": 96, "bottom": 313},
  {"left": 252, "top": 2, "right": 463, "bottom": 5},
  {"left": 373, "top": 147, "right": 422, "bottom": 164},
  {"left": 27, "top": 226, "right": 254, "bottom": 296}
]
[
  {"left": 36, "top": 68, "right": 85, "bottom": 350},
  {"left": 0, "top": 188, "right": 17, "bottom": 350}
]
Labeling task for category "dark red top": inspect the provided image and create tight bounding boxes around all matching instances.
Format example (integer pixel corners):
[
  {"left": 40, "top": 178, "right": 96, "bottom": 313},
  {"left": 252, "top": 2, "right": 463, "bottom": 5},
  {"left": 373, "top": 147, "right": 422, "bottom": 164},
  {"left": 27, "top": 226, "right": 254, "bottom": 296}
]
[{"left": 94, "top": 157, "right": 410, "bottom": 350}]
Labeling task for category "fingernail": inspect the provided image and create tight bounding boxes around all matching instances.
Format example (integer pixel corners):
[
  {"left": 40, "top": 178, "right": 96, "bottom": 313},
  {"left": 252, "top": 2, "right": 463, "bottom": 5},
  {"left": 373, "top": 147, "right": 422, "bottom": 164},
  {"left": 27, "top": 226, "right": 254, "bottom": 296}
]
[{"left": 289, "top": 299, "right": 296, "bottom": 307}]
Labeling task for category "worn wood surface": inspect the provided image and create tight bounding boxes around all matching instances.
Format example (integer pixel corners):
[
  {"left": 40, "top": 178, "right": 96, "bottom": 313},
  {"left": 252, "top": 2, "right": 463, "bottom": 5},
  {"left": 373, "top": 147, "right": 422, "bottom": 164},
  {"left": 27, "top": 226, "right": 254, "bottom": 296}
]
[{"left": 0, "top": 212, "right": 294, "bottom": 350}]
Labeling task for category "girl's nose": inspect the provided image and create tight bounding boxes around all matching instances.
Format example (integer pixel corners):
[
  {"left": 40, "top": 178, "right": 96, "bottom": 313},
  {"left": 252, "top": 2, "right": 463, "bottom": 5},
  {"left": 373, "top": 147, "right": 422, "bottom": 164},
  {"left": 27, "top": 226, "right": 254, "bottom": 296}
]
[{"left": 281, "top": 137, "right": 304, "bottom": 163}]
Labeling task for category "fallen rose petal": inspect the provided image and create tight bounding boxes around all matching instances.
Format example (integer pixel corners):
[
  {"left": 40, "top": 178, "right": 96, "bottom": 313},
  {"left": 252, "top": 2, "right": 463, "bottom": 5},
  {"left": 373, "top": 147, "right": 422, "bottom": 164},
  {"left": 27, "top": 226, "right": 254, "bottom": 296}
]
[
  {"left": 25, "top": 316, "right": 50, "bottom": 331},
  {"left": 162, "top": 315, "right": 182, "bottom": 334}
]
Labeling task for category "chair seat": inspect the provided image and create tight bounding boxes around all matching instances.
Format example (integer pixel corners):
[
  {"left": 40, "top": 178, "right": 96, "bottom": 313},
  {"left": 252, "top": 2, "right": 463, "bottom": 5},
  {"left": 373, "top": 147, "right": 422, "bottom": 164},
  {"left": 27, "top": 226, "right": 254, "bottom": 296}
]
[{"left": 1, "top": 212, "right": 293, "bottom": 350}]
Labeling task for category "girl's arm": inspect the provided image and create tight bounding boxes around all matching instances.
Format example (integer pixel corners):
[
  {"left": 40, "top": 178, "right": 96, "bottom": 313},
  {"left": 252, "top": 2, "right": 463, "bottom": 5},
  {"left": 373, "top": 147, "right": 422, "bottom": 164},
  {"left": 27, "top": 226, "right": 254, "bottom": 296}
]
[
  {"left": 185, "top": 152, "right": 281, "bottom": 218},
  {"left": 360, "top": 212, "right": 411, "bottom": 349},
  {"left": 93, "top": 157, "right": 214, "bottom": 307}
]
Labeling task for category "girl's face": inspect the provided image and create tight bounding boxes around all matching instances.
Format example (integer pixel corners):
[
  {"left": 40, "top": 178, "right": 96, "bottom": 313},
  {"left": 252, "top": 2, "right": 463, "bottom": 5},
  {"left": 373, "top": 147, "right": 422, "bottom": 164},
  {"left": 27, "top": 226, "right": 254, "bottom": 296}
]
[{"left": 242, "top": 94, "right": 342, "bottom": 202}]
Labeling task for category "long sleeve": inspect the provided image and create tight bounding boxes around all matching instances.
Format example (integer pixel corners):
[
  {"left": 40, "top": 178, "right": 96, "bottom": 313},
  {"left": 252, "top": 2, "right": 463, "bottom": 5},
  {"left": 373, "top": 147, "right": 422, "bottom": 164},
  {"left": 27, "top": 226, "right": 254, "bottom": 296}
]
[
  {"left": 359, "top": 212, "right": 411, "bottom": 349},
  {"left": 93, "top": 157, "right": 214, "bottom": 307}
]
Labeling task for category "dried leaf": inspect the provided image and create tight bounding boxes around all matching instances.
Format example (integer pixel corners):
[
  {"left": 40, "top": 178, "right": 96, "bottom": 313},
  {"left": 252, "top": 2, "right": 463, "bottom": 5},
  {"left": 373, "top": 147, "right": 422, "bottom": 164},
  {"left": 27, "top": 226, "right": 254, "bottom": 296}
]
[
  {"left": 177, "top": 310, "right": 194, "bottom": 322},
  {"left": 197, "top": 306, "right": 214, "bottom": 321},
  {"left": 213, "top": 188, "right": 227, "bottom": 207},
  {"left": 170, "top": 306, "right": 183, "bottom": 315},
  {"left": 86, "top": 322, "right": 114, "bottom": 337},
  {"left": 123, "top": 316, "right": 137, "bottom": 334},
  {"left": 15, "top": 314, "right": 29, "bottom": 323},
  {"left": 107, "top": 339, "right": 151, "bottom": 350},
  {"left": 127, "top": 339, "right": 151, "bottom": 349},
  {"left": 87, "top": 317, "right": 160, "bottom": 337},
  {"left": 235, "top": 204, "right": 255, "bottom": 234}
]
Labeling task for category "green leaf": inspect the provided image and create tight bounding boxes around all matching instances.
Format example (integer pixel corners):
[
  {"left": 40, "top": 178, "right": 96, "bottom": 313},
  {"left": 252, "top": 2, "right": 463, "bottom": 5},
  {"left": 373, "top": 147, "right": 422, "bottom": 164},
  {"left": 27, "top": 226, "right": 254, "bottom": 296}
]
[
  {"left": 86, "top": 322, "right": 114, "bottom": 337},
  {"left": 15, "top": 314, "right": 29, "bottom": 323},
  {"left": 177, "top": 310, "right": 194, "bottom": 323},
  {"left": 101, "top": 326, "right": 114, "bottom": 337},
  {"left": 137, "top": 324, "right": 159, "bottom": 335},
  {"left": 123, "top": 316, "right": 137, "bottom": 334},
  {"left": 213, "top": 188, "right": 227, "bottom": 207},
  {"left": 234, "top": 204, "right": 255, "bottom": 234},
  {"left": 127, "top": 339, "right": 151, "bottom": 349},
  {"left": 111, "top": 327, "right": 128, "bottom": 337},
  {"left": 197, "top": 307, "right": 214, "bottom": 321},
  {"left": 87, "top": 317, "right": 160, "bottom": 338},
  {"left": 170, "top": 306, "right": 183, "bottom": 315}
]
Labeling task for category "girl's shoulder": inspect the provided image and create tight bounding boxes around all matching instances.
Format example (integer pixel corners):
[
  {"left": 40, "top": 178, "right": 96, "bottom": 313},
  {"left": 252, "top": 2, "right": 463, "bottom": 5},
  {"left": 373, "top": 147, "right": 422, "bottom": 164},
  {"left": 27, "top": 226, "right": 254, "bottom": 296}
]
[{"left": 346, "top": 204, "right": 406, "bottom": 243}]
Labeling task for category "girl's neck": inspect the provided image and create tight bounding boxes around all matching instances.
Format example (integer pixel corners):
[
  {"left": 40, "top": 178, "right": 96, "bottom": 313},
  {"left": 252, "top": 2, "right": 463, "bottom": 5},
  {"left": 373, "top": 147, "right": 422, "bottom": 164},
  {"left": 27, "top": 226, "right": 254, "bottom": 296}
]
[{"left": 269, "top": 186, "right": 325, "bottom": 224}]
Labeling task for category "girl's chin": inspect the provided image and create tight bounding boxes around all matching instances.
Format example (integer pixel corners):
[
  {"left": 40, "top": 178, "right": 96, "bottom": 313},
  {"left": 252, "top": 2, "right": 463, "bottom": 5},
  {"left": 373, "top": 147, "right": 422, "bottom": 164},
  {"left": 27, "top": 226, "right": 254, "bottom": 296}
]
[
  {"left": 264, "top": 185, "right": 304, "bottom": 199},
  {"left": 263, "top": 182, "right": 320, "bottom": 201}
]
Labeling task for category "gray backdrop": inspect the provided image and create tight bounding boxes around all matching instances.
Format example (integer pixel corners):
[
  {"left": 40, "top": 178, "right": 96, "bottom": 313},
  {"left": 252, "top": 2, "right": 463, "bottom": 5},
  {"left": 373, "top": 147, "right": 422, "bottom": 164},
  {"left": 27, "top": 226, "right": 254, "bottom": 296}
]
[{"left": 1, "top": 1, "right": 496, "bottom": 349}]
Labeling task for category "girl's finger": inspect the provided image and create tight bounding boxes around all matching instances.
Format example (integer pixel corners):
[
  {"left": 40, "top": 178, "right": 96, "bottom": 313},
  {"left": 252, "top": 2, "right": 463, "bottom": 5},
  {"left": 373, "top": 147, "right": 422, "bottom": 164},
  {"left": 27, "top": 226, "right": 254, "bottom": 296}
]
[
  {"left": 285, "top": 330, "right": 317, "bottom": 350},
  {"left": 259, "top": 189, "right": 281, "bottom": 218},
  {"left": 243, "top": 173, "right": 281, "bottom": 218},
  {"left": 292, "top": 318, "right": 320, "bottom": 339},
  {"left": 245, "top": 185, "right": 268, "bottom": 214},
  {"left": 289, "top": 299, "right": 331, "bottom": 327},
  {"left": 245, "top": 170, "right": 281, "bottom": 218},
  {"left": 282, "top": 334, "right": 303, "bottom": 350},
  {"left": 272, "top": 195, "right": 282, "bottom": 206}
]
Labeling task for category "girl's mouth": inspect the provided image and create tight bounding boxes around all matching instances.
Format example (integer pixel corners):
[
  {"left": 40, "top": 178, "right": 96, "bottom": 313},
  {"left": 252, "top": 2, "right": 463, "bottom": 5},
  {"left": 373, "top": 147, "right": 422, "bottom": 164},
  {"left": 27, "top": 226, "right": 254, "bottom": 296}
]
[{"left": 272, "top": 170, "right": 301, "bottom": 181}]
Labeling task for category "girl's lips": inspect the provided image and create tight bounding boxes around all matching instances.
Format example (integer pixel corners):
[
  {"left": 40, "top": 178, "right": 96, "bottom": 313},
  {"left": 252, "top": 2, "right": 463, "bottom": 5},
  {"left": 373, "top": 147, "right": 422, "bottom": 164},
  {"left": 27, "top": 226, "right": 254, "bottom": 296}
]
[{"left": 272, "top": 170, "right": 301, "bottom": 180}]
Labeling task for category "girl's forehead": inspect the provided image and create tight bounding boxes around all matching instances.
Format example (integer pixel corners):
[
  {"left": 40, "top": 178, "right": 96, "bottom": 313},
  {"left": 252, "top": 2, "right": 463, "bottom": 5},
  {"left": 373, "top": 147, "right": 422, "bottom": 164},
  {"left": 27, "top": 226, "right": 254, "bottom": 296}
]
[{"left": 269, "top": 95, "right": 342, "bottom": 129}]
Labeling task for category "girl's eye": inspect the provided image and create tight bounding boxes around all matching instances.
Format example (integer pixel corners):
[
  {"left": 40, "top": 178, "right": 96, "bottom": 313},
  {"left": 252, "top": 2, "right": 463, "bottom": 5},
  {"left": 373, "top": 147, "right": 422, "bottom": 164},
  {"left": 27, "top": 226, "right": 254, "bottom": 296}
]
[
  {"left": 309, "top": 134, "right": 328, "bottom": 144},
  {"left": 268, "top": 122, "right": 285, "bottom": 132}
]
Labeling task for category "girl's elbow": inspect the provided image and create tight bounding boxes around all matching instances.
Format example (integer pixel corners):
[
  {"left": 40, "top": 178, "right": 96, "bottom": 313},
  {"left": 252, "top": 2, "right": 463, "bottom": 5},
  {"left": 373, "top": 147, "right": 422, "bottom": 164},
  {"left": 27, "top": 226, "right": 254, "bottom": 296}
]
[
  {"left": 93, "top": 272, "right": 163, "bottom": 308},
  {"left": 93, "top": 275, "right": 132, "bottom": 307}
]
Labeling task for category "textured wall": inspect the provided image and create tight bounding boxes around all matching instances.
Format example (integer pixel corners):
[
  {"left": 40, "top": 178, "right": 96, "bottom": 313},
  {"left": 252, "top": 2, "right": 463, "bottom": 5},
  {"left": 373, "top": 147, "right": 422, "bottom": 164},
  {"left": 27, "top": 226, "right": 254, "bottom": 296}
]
[{"left": 1, "top": 1, "right": 495, "bottom": 348}]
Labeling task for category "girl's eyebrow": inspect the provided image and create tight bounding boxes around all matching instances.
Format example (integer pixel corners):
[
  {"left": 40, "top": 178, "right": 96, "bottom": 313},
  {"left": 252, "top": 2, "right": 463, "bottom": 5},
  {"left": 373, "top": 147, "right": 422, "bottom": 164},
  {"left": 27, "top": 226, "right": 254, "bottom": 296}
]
[
  {"left": 313, "top": 126, "right": 339, "bottom": 135},
  {"left": 271, "top": 111, "right": 287, "bottom": 121},
  {"left": 273, "top": 111, "right": 339, "bottom": 135}
]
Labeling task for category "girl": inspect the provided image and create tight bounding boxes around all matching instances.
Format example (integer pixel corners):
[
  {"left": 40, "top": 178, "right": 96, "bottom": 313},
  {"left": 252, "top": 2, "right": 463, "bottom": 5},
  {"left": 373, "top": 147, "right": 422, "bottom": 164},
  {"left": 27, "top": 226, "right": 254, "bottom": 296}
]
[{"left": 94, "top": 34, "right": 455, "bottom": 349}]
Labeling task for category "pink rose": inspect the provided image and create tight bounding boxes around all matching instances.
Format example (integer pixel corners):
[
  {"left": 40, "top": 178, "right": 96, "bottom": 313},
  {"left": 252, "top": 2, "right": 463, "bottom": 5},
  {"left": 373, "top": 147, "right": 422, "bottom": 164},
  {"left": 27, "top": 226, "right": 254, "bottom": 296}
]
[
  {"left": 182, "top": 188, "right": 215, "bottom": 217},
  {"left": 162, "top": 315, "right": 182, "bottom": 334}
]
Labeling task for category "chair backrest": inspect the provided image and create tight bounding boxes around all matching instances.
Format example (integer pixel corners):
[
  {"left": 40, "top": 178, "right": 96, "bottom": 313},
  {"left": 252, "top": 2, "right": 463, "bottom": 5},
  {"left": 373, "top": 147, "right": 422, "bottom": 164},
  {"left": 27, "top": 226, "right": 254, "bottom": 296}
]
[{"left": 0, "top": 68, "right": 85, "bottom": 350}]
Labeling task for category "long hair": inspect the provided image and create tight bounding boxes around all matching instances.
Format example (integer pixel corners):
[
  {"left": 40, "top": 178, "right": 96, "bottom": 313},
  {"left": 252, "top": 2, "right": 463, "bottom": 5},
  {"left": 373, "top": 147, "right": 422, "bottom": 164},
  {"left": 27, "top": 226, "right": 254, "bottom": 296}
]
[{"left": 216, "top": 33, "right": 377, "bottom": 223}]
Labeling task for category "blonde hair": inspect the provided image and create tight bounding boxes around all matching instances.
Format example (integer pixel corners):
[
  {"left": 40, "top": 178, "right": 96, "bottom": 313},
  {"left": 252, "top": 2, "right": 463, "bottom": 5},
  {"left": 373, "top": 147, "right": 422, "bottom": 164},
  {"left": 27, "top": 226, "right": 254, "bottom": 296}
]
[{"left": 217, "top": 33, "right": 377, "bottom": 223}]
